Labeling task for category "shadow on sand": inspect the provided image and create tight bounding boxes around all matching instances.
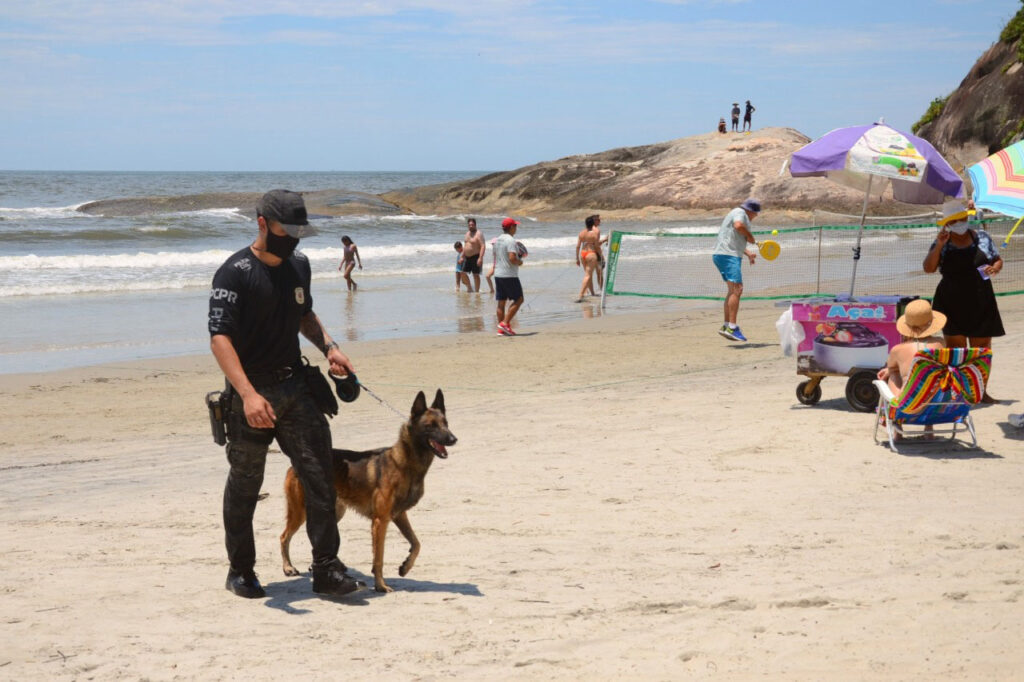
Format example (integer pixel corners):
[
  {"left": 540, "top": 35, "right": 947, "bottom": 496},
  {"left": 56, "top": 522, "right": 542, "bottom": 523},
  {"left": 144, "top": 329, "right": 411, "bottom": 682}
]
[{"left": 262, "top": 572, "right": 482, "bottom": 614}]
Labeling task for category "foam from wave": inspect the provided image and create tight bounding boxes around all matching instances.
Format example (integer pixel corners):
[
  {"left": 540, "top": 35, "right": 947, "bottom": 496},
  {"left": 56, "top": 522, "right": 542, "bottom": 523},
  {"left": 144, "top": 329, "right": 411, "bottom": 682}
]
[
  {"left": 0, "top": 249, "right": 234, "bottom": 270},
  {"left": 0, "top": 203, "right": 91, "bottom": 220},
  {"left": 0, "top": 275, "right": 210, "bottom": 298},
  {"left": 169, "top": 207, "right": 248, "bottom": 220}
]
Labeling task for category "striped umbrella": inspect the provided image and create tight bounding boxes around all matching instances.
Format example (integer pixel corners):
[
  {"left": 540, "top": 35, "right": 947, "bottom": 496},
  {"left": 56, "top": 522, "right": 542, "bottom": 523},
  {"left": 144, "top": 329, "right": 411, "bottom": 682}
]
[
  {"left": 968, "top": 139, "right": 1024, "bottom": 247},
  {"left": 788, "top": 121, "right": 964, "bottom": 296}
]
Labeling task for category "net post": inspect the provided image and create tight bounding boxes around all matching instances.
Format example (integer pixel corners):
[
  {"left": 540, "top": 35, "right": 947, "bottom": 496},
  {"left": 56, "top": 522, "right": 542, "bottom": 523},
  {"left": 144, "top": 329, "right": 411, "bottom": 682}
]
[{"left": 601, "top": 231, "right": 622, "bottom": 309}]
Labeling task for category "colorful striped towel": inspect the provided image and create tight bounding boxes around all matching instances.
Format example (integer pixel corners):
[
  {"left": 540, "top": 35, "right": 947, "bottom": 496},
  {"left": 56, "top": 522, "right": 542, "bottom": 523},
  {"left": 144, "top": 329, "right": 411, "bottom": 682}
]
[{"left": 888, "top": 348, "right": 992, "bottom": 424}]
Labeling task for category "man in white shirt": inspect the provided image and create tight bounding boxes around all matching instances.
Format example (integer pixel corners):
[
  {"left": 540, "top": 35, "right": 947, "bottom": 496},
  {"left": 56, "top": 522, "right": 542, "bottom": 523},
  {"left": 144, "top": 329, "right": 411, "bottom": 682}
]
[{"left": 493, "top": 217, "right": 524, "bottom": 336}]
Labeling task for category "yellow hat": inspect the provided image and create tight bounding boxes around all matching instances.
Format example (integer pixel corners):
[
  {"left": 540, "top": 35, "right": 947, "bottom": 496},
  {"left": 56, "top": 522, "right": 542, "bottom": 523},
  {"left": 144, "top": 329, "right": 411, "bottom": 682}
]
[{"left": 937, "top": 199, "right": 968, "bottom": 227}]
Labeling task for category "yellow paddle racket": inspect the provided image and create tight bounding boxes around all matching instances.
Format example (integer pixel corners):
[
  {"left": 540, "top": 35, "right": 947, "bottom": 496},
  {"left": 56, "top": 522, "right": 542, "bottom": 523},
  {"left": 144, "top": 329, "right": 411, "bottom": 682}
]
[{"left": 756, "top": 239, "right": 781, "bottom": 261}]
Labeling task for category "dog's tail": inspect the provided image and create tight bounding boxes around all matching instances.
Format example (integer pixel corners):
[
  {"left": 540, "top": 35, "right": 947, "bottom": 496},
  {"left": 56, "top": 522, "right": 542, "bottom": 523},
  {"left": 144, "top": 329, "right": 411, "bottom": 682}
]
[{"left": 332, "top": 447, "right": 387, "bottom": 466}]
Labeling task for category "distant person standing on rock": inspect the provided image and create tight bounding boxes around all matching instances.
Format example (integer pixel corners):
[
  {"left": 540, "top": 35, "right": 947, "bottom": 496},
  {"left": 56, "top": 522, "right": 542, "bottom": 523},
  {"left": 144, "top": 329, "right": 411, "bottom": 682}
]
[
  {"left": 731, "top": 103, "right": 740, "bottom": 132},
  {"left": 743, "top": 100, "right": 755, "bottom": 132},
  {"left": 718, "top": 118, "right": 727, "bottom": 134},
  {"left": 712, "top": 198, "right": 761, "bottom": 342}
]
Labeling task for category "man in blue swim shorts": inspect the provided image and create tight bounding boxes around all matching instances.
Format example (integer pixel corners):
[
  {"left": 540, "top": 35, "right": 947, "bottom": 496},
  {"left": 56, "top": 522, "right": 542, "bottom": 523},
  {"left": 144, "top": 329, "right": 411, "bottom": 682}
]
[{"left": 712, "top": 198, "right": 760, "bottom": 342}]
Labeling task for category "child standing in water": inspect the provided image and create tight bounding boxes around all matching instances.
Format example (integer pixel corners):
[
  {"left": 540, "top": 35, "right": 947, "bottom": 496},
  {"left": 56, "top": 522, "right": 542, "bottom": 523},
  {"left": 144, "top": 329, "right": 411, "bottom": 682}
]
[
  {"left": 454, "top": 241, "right": 470, "bottom": 291},
  {"left": 338, "top": 235, "right": 362, "bottom": 291}
]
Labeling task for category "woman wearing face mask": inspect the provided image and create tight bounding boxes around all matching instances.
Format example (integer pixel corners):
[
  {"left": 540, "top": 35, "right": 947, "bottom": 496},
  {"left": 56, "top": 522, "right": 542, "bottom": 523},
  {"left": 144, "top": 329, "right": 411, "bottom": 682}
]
[{"left": 923, "top": 199, "right": 1005, "bottom": 402}]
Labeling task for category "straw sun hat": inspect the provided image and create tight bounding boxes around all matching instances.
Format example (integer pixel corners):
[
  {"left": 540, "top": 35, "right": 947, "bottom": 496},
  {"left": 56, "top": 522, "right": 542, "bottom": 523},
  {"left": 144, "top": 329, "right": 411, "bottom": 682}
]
[{"left": 896, "top": 299, "right": 947, "bottom": 339}]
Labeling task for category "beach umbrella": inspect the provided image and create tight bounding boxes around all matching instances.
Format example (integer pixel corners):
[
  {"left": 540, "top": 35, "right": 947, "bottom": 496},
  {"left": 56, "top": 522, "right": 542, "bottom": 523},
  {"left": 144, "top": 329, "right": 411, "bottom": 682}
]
[
  {"left": 967, "top": 139, "right": 1024, "bottom": 247},
  {"left": 788, "top": 121, "right": 964, "bottom": 296}
]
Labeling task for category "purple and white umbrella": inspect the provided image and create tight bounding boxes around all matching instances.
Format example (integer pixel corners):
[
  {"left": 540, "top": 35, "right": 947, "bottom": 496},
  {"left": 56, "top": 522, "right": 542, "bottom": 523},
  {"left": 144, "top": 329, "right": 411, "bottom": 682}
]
[{"left": 788, "top": 121, "right": 964, "bottom": 296}]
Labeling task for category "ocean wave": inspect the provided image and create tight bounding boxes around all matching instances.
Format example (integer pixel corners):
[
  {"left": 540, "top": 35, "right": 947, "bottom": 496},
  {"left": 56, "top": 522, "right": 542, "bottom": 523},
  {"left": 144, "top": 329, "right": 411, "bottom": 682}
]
[
  {"left": 0, "top": 224, "right": 228, "bottom": 243},
  {"left": 0, "top": 203, "right": 90, "bottom": 220},
  {"left": 327, "top": 212, "right": 538, "bottom": 226},
  {"left": 378, "top": 214, "right": 455, "bottom": 222},
  {"left": 168, "top": 207, "right": 248, "bottom": 220},
  {"left": 0, "top": 276, "right": 209, "bottom": 298},
  {"left": 0, "top": 249, "right": 234, "bottom": 270}
]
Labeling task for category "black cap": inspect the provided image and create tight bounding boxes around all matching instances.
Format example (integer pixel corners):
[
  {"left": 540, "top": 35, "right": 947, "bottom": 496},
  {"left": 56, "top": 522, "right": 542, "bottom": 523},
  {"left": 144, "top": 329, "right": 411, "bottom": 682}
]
[{"left": 256, "top": 189, "right": 318, "bottom": 237}]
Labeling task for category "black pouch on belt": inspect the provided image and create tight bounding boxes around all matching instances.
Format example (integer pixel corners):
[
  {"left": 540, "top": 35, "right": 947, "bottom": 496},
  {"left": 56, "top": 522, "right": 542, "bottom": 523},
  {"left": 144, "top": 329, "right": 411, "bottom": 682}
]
[
  {"left": 302, "top": 357, "right": 339, "bottom": 418},
  {"left": 205, "top": 390, "right": 228, "bottom": 445}
]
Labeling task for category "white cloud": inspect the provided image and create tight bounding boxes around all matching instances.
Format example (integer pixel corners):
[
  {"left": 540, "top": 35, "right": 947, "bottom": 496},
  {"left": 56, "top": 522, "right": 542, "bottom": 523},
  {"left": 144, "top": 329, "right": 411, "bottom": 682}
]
[{"left": 1, "top": 1, "right": 995, "bottom": 60}]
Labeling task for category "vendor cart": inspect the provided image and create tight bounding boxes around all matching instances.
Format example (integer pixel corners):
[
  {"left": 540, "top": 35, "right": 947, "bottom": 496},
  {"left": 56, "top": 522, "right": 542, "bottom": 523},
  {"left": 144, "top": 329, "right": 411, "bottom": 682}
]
[{"left": 787, "top": 296, "right": 919, "bottom": 411}]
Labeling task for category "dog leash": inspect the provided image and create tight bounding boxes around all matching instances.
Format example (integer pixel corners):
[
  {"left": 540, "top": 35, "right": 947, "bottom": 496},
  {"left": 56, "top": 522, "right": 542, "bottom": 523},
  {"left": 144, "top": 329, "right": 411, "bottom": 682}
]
[{"left": 355, "top": 380, "right": 407, "bottom": 420}]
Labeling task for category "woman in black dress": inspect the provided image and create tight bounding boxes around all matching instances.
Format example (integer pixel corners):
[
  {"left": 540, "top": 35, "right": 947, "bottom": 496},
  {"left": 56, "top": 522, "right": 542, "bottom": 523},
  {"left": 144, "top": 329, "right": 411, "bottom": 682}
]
[{"left": 923, "top": 200, "right": 1005, "bottom": 402}]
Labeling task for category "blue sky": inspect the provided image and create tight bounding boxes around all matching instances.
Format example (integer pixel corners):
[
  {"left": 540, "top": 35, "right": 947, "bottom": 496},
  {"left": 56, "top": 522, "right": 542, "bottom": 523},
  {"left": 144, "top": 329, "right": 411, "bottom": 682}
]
[{"left": 1, "top": 0, "right": 1020, "bottom": 171}]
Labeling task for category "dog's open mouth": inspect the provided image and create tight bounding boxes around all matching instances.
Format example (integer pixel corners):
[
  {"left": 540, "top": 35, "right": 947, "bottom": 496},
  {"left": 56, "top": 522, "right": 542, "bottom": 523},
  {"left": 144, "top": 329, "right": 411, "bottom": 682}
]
[{"left": 429, "top": 440, "right": 449, "bottom": 459}]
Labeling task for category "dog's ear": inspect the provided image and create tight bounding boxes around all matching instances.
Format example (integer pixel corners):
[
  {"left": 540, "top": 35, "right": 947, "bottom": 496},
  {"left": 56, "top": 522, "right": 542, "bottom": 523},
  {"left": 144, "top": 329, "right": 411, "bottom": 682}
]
[
  {"left": 411, "top": 390, "right": 427, "bottom": 420},
  {"left": 431, "top": 388, "right": 445, "bottom": 415}
]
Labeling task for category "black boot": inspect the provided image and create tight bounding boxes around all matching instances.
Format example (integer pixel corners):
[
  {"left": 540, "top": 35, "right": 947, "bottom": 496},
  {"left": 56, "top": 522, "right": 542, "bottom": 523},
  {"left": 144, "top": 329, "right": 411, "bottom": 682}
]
[
  {"left": 312, "top": 559, "right": 365, "bottom": 596},
  {"left": 226, "top": 568, "right": 266, "bottom": 598}
]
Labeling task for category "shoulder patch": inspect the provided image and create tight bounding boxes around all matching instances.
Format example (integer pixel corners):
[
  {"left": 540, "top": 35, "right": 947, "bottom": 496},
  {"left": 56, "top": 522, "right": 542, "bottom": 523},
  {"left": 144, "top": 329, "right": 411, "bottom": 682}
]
[{"left": 295, "top": 287, "right": 305, "bottom": 305}]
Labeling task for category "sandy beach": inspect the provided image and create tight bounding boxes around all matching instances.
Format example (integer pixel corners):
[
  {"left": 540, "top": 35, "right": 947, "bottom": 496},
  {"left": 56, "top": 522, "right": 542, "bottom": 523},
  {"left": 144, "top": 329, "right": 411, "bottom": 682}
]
[{"left": 2, "top": 297, "right": 1023, "bottom": 680}]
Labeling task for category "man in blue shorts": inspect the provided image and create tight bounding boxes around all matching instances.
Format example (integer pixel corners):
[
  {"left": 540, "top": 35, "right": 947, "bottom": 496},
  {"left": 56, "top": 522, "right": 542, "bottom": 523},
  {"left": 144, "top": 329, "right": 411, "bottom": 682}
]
[{"left": 712, "top": 198, "right": 760, "bottom": 342}]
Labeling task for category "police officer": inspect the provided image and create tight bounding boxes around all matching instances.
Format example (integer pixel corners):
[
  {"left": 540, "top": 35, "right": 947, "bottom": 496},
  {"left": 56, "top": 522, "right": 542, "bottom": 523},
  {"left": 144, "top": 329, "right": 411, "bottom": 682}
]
[{"left": 209, "top": 189, "right": 363, "bottom": 599}]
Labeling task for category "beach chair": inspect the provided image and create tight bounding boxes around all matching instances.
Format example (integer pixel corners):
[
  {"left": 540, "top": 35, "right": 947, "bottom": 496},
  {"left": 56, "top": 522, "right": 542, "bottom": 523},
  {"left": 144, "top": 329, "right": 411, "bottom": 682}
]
[{"left": 873, "top": 347, "right": 992, "bottom": 453}]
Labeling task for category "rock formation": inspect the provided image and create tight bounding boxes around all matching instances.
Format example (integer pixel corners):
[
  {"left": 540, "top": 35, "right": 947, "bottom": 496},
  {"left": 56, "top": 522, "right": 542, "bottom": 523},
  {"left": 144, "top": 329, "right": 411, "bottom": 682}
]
[
  {"left": 914, "top": 4, "right": 1024, "bottom": 172},
  {"left": 382, "top": 127, "right": 928, "bottom": 221}
]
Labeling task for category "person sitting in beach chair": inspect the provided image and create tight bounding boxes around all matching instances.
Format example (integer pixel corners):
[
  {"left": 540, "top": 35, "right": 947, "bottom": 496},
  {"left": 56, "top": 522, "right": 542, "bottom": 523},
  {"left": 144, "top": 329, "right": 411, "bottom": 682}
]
[
  {"left": 873, "top": 344, "right": 992, "bottom": 453},
  {"left": 875, "top": 299, "right": 945, "bottom": 396}
]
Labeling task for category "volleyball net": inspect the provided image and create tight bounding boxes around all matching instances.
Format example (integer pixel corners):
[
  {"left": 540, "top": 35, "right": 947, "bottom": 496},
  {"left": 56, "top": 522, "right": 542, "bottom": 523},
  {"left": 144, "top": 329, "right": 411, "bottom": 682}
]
[{"left": 602, "top": 216, "right": 1023, "bottom": 303}]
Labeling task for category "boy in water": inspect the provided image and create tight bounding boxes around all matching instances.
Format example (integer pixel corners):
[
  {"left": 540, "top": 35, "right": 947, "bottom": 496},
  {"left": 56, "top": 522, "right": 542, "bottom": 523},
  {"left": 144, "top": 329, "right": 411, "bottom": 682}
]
[{"left": 454, "top": 241, "right": 470, "bottom": 291}]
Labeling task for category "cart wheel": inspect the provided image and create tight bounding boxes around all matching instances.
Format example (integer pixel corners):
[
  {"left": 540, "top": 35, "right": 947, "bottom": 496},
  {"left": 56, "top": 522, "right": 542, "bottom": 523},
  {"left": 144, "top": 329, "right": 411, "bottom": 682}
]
[
  {"left": 845, "top": 371, "right": 879, "bottom": 413},
  {"left": 796, "top": 380, "right": 822, "bottom": 405}
]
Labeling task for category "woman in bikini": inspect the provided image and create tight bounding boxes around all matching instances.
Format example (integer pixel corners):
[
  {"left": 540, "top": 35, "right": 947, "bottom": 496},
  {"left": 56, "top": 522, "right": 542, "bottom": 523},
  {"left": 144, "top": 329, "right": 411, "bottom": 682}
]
[
  {"left": 575, "top": 215, "right": 604, "bottom": 302},
  {"left": 338, "top": 235, "right": 362, "bottom": 291}
]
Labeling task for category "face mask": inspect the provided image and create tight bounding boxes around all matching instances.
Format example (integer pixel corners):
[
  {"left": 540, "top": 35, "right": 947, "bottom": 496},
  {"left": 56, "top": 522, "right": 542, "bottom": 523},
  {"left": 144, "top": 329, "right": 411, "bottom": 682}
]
[
  {"left": 265, "top": 229, "right": 300, "bottom": 260},
  {"left": 949, "top": 222, "right": 969, "bottom": 235}
]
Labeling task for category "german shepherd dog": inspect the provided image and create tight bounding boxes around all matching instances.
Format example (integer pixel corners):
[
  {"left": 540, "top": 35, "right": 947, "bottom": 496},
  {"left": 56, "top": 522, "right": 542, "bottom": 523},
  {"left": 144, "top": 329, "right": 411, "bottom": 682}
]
[{"left": 280, "top": 389, "right": 457, "bottom": 592}]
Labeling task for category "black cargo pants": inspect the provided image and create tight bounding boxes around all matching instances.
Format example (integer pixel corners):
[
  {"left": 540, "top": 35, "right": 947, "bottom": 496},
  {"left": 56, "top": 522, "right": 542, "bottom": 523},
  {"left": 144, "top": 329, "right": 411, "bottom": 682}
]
[{"left": 223, "top": 373, "right": 339, "bottom": 573}]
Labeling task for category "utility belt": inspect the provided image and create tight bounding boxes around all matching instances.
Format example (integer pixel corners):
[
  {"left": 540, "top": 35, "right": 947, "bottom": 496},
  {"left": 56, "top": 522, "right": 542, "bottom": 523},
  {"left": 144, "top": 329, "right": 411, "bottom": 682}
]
[
  {"left": 205, "top": 358, "right": 339, "bottom": 446},
  {"left": 246, "top": 365, "right": 298, "bottom": 387}
]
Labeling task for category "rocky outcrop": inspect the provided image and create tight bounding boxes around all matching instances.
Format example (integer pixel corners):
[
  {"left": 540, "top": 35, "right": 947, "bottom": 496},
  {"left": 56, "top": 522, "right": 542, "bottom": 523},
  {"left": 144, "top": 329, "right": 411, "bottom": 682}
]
[
  {"left": 915, "top": 15, "right": 1024, "bottom": 172},
  {"left": 382, "top": 127, "right": 929, "bottom": 221}
]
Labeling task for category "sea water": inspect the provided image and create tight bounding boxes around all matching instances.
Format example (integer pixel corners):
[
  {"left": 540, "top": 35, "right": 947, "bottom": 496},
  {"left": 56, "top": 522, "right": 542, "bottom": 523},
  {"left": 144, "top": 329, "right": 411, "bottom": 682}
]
[
  {"left": 0, "top": 171, "right": 700, "bottom": 374},
  {"left": 6, "top": 171, "right": 1015, "bottom": 374}
]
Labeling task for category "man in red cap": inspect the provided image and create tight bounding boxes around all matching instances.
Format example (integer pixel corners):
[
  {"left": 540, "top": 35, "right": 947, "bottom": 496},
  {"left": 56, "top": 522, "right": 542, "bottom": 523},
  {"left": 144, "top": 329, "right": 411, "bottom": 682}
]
[{"left": 493, "top": 217, "right": 524, "bottom": 335}]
